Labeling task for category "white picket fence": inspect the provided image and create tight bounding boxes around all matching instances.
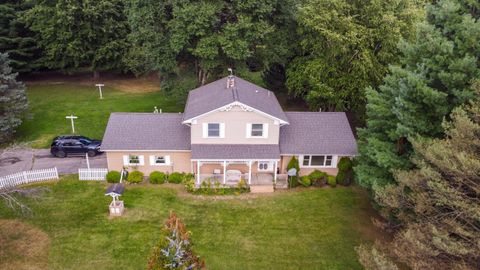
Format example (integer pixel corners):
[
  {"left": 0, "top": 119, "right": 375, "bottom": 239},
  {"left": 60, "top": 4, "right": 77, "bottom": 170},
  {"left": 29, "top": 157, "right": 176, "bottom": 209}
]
[
  {"left": 0, "top": 167, "right": 59, "bottom": 189},
  {"left": 79, "top": 168, "right": 108, "bottom": 181}
]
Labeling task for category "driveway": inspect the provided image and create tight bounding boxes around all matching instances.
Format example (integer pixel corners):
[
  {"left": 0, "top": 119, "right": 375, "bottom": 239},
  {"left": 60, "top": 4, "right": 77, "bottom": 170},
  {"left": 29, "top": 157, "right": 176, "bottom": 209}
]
[{"left": 0, "top": 148, "right": 107, "bottom": 177}]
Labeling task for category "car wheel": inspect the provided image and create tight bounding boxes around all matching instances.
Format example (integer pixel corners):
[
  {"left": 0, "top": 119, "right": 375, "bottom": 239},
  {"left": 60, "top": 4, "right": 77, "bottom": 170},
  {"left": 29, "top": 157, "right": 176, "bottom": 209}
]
[
  {"left": 56, "top": 151, "right": 66, "bottom": 158},
  {"left": 87, "top": 150, "right": 97, "bottom": 157}
]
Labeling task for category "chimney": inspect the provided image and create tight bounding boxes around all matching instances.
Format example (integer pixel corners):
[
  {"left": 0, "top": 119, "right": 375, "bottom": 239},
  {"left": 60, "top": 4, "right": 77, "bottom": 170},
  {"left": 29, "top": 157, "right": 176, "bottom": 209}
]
[{"left": 227, "top": 75, "right": 235, "bottom": 89}]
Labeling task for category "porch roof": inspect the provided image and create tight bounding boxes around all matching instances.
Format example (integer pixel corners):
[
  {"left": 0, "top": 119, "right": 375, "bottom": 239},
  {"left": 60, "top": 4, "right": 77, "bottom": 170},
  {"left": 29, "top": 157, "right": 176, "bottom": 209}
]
[{"left": 191, "top": 144, "right": 280, "bottom": 160}]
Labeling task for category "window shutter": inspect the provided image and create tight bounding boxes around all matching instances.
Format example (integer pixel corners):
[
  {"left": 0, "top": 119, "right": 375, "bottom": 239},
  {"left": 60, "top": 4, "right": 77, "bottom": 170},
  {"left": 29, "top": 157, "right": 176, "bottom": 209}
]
[
  {"left": 165, "top": 155, "right": 171, "bottom": 165},
  {"left": 123, "top": 155, "right": 129, "bottom": 166},
  {"left": 149, "top": 155, "right": 155, "bottom": 165},
  {"left": 219, "top": 123, "right": 225, "bottom": 138},
  {"left": 246, "top": 123, "right": 251, "bottom": 138},
  {"left": 138, "top": 155, "right": 145, "bottom": 166},
  {"left": 202, "top": 123, "right": 208, "bottom": 138},
  {"left": 263, "top": 123, "right": 269, "bottom": 138},
  {"left": 298, "top": 155, "right": 304, "bottom": 167}
]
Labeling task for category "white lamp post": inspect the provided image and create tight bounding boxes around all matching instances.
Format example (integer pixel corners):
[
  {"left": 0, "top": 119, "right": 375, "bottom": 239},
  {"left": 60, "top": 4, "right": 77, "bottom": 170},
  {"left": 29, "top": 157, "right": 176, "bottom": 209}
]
[
  {"left": 95, "top": 83, "right": 104, "bottom": 99},
  {"left": 66, "top": 114, "right": 78, "bottom": 133}
]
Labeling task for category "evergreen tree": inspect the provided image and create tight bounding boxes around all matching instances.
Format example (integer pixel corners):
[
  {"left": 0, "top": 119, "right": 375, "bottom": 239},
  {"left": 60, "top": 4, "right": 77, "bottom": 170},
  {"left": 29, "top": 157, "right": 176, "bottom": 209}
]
[
  {"left": 0, "top": 53, "right": 28, "bottom": 143},
  {"left": 356, "top": 0, "right": 480, "bottom": 190},
  {"left": 373, "top": 86, "right": 480, "bottom": 269},
  {"left": 0, "top": 0, "right": 41, "bottom": 73},
  {"left": 24, "top": 0, "right": 129, "bottom": 78},
  {"left": 286, "top": 0, "right": 422, "bottom": 112}
]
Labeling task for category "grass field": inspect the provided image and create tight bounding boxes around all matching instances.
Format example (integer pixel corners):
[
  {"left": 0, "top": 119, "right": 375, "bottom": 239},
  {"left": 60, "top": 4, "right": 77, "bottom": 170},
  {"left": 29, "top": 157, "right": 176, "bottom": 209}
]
[
  {"left": 0, "top": 176, "right": 383, "bottom": 270},
  {"left": 14, "top": 80, "right": 182, "bottom": 148}
]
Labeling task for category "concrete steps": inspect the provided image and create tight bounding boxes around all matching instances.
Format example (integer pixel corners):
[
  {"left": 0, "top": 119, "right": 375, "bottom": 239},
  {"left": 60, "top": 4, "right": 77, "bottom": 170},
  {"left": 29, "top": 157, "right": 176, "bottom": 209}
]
[{"left": 250, "top": 185, "right": 274, "bottom": 193}]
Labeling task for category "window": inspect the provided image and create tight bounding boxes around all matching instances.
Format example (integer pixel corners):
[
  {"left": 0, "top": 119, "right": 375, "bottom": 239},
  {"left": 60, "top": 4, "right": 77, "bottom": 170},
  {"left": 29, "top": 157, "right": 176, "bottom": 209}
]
[
  {"left": 150, "top": 155, "right": 170, "bottom": 166},
  {"left": 123, "top": 155, "right": 144, "bottom": 166},
  {"left": 208, "top": 123, "right": 220, "bottom": 137},
  {"left": 251, "top": 124, "right": 264, "bottom": 137},
  {"left": 247, "top": 123, "right": 268, "bottom": 138},
  {"left": 301, "top": 155, "right": 334, "bottom": 167},
  {"left": 128, "top": 155, "right": 140, "bottom": 164},
  {"left": 258, "top": 161, "right": 273, "bottom": 171}
]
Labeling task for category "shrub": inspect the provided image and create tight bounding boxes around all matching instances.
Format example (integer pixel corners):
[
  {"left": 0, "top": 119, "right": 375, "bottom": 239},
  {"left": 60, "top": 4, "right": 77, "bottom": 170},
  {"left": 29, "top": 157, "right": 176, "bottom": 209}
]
[
  {"left": 309, "top": 170, "right": 327, "bottom": 186},
  {"left": 237, "top": 179, "right": 247, "bottom": 190},
  {"left": 336, "top": 157, "right": 354, "bottom": 186},
  {"left": 147, "top": 212, "right": 205, "bottom": 270},
  {"left": 149, "top": 171, "right": 166, "bottom": 184},
  {"left": 299, "top": 175, "right": 311, "bottom": 187},
  {"left": 337, "top": 157, "right": 353, "bottom": 171},
  {"left": 168, "top": 172, "right": 184, "bottom": 184},
  {"left": 106, "top": 170, "right": 121, "bottom": 183},
  {"left": 127, "top": 170, "right": 144, "bottom": 183},
  {"left": 327, "top": 175, "right": 336, "bottom": 187},
  {"left": 287, "top": 156, "right": 300, "bottom": 188},
  {"left": 184, "top": 177, "right": 195, "bottom": 192}
]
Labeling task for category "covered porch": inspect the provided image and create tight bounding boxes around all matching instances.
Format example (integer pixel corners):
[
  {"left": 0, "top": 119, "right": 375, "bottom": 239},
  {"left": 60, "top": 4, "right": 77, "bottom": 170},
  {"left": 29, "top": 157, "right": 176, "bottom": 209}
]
[{"left": 193, "top": 160, "right": 283, "bottom": 187}]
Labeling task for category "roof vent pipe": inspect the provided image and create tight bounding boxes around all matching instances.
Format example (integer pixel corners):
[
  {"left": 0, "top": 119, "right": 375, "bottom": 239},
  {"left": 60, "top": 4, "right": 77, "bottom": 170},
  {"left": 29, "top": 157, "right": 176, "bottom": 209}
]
[{"left": 227, "top": 68, "right": 235, "bottom": 89}]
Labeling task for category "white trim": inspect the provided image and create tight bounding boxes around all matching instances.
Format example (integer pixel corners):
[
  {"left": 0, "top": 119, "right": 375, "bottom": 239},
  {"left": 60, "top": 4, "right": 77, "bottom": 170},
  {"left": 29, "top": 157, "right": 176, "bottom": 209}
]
[
  {"left": 203, "top": 122, "right": 223, "bottom": 138},
  {"left": 149, "top": 155, "right": 171, "bottom": 166},
  {"left": 246, "top": 123, "right": 252, "bottom": 138},
  {"left": 191, "top": 158, "right": 280, "bottom": 162},
  {"left": 103, "top": 150, "right": 191, "bottom": 152},
  {"left": 219, "top": 123, "right": 225, "bottom": 138},
  {"left": 299, "top": 154, "right": 336, "bottom": 168},
  {"left": 182, "top": 101, "right": 289, "bottom": 125}
]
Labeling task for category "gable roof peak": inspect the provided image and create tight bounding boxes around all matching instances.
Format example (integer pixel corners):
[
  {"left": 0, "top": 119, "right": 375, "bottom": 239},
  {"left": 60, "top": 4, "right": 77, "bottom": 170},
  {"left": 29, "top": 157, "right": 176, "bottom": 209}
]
[{"left": 183, "top": 75, "right": 288, "bottom": 123}]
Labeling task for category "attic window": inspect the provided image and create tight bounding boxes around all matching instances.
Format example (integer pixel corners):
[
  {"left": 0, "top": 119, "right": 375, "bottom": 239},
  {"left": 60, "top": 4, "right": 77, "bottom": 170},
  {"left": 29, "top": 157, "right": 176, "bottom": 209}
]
[
  {"left": 208, "top": 123, "right": 220, "bottom": 137},
  {"left": 251, "top": 124, "right": 264, "bottom": 137}
]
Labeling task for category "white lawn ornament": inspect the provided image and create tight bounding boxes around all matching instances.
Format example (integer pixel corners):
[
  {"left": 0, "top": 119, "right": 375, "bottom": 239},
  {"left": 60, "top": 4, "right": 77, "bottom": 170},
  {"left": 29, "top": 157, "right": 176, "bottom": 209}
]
[
  {"left": 66, "top": 114, "right": 78, "bottom": 133},
  {"left": 95, "top": 83, "right": 104, "bottom": 99}
]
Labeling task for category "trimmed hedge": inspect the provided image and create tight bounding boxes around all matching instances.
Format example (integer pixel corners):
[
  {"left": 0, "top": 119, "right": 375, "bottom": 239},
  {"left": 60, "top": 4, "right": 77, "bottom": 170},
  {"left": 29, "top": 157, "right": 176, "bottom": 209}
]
[
  {"left": 309, "top": 170, "right": 327, "bottom": 186},
  {"left": 127, "top": 170, "right": 144, "bottom": 183},
  {"left": 168, "top": 172, "right": 183, "bottom": 184},
  {"left": 327, "top": 175, "right": 336, "bottom": 187},
  {"left": 106, "top": 170, "right": 121, "bottom": 183},
  {"left": 299, "top": 175, "right": 311, "bottom": 187},
  {"left": 336, "top": 157, "right": 354, "bottom": 186},
  {"left": 149, "top": 171, "right": 166, "bottom": 184},
  {"left": 287, "top": 156, "right": 300, "bottom": 187}
]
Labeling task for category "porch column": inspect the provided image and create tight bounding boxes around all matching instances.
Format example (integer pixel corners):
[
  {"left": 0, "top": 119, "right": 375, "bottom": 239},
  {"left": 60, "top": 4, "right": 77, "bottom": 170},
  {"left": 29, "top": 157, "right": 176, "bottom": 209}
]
[
  {"left": 196, "top": 161, "right": 201, "bottom": 185},
  {"left": 248, "top": 161, "right": 252, "bottom": 185},
  {"left": 274, "top": 160, "right": 278, "bottom": 184},
  {"left": 223, "top": 160, "right": 227, "bottom": 184}
]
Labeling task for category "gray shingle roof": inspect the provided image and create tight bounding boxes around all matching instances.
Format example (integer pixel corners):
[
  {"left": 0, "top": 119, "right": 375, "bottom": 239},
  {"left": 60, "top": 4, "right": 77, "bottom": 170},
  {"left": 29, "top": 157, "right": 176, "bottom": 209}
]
[
  {"left": 101, "top": 113, "right": 190, "bottom": 151},
  {"left": 279, "top": 112, "right": 357, "bottom": 155},
  {"left": 191, "top": 144, "right": 280, "bottom": 160},
  {"left": 183, "top": 76, "right": 288, "bottom": 123}
]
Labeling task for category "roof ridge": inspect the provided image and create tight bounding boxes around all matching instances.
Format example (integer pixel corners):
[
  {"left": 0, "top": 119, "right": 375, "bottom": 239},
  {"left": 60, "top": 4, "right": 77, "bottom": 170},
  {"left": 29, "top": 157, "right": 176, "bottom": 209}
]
[{"left": 111, "top": 112, "right": 184, "bottom": 115}]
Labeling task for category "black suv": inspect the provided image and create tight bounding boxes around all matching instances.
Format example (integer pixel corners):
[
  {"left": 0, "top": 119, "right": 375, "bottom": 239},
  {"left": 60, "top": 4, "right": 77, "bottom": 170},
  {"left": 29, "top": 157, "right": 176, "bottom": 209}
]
[{"left": 50, "top": 136, "right": 102, "bottom": 157}]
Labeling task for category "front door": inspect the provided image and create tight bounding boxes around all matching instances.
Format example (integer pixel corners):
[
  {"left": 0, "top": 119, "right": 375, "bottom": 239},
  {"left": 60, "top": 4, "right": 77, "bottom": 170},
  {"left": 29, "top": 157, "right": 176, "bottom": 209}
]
[{"left": 257, "top": 161, "right": 273, "bottom": 172}]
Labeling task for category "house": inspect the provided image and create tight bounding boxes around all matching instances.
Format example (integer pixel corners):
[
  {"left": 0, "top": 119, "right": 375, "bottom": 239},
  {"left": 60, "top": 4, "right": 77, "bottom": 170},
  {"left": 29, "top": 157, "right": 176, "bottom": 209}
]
[{"left": 101, "top": 76, "right": 357, "bottom": 188}]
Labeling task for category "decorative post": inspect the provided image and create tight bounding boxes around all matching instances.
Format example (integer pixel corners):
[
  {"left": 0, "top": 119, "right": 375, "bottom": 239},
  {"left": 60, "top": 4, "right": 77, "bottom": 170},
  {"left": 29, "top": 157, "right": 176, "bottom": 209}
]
[
  {"left": 223, "top": 160, "right": 227, "bottom": 184},
  {"left": 196, "top": 161, "right": 201, "bottom": 186},
  {"left": 274, "top": 160, "right": 278, "bottom": 184},
  {"left": 66, "top": 114, "right": 78, "bottom": 133},
  {"left": 95, "top": 83, "right": 104, "bottom": 99},
  {"left": 248, "top": 161, "right": 252, "bottom": 185}
]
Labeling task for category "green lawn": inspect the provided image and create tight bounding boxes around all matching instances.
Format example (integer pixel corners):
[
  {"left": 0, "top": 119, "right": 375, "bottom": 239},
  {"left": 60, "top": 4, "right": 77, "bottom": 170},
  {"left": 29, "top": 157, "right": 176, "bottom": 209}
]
[
  {"left": 0, "top": 176, "right": 381, "bottom": 270},
  {"left": 15, "top": 82, "right": 182, "bottom": 148}
]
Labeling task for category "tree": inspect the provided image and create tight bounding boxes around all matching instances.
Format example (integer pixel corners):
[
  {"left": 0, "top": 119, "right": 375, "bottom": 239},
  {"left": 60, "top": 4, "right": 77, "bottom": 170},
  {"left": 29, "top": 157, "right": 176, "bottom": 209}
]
[
  {"left": 24, "top": 0, "right": 129, "bottom": 78},
  {"left": 0, "top": 53, "right": 28, "bottom": 142},
  {"left": 0, "top": 0, "right": 42, "bottom": 73},
  {"left": 286, "top": 0, "right": 422, "bottom": 112},
  {"left": 126, "top": 0, "right": 296, "bottom": 85},
  {"left": 370, "top": 90, "right": 480, "bottom": 269},
  {"left": 355, "top": 0, "right": 480, "bottom": 190}
]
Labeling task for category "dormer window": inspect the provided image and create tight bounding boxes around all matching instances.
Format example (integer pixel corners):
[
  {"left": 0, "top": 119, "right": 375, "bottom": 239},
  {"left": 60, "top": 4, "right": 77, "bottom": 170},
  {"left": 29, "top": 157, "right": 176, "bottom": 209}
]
[
  {"left": 247, "top": 123, "right": 268, "bottom": 138},
  {"left": 202, "top": 123, "right": 225, "bottom": 138}
]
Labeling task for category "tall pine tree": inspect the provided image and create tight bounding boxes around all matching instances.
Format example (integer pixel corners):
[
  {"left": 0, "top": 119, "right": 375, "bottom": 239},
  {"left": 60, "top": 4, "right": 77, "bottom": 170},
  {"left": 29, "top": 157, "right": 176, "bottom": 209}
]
[
  {"left": 356, "top": 0, "right": 480, "bottom": 191},
  {"left": 0, "top": 53, "right": 28, "bottom": 143},
  {"left": 0, "top": 0, "right": 41, "bottom": 73}
]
